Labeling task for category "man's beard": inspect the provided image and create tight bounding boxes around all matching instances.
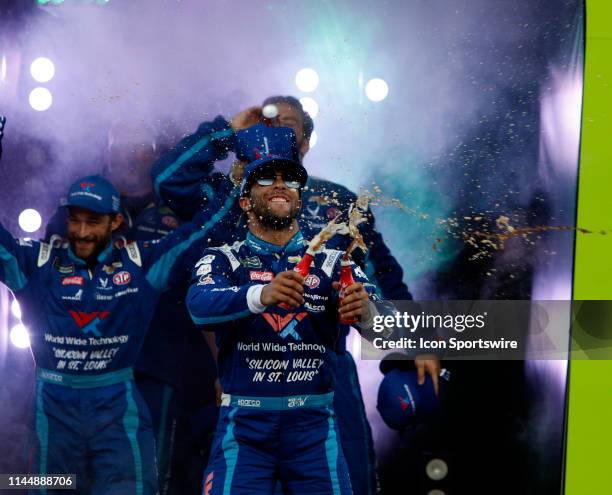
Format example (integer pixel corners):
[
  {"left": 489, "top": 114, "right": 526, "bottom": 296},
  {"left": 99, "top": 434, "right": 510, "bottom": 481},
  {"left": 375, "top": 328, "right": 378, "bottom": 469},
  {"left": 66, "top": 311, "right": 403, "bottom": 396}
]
[
  {"left": 250, "top": 196, "right": 299, "bottom": 230},
  {"left": 69, "top": 234, "right": 111, "bottom": 263}
]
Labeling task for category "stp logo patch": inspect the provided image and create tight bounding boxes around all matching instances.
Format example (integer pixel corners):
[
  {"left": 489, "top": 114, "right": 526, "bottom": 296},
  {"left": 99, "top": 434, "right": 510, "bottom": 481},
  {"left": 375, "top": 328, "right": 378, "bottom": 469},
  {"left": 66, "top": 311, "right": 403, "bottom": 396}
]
[
  {"left": 304, "top": 274, "right": 320, "bottom": 289},
  {"left": 113, "top": 271, "right": 131, "bottom": 285},
  {"left": 62, "top": 276, "right": 84, "bottom": 286},
  {"left": 250, "top": 271, "right": 274, "bottom": 282},
  {"left": 80, "top": 182, "right": 95, "bottom": 192}
]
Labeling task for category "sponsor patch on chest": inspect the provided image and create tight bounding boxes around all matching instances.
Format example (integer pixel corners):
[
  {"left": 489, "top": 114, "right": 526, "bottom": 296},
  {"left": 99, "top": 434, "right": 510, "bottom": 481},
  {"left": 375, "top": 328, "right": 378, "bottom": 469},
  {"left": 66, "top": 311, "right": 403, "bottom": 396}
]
[
  {"left": 62, "top": 276, "right": 84, "bottom": 286},
  {"left": 250, "top": 271, "right": 274, "bottom": 282},
  {"left": 113, "top": 271, "right": 132, "bottom": 285}
]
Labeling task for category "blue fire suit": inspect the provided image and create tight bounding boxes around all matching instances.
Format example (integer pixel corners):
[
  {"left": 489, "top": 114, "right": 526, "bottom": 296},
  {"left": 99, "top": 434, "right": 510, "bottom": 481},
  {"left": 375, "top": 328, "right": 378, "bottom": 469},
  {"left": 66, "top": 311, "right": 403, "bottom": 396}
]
[
  {"left": 186, "top": 230, "right": 381, "bottom": 494},
  {"left": 45, "top": 195, "right": 218, "bottom": 495},
  {"left": 0, "top": 210, "right": 213, "bottom": 495},
  {"left": 151, "top": 116, "right": 413, "bottom": 494}
]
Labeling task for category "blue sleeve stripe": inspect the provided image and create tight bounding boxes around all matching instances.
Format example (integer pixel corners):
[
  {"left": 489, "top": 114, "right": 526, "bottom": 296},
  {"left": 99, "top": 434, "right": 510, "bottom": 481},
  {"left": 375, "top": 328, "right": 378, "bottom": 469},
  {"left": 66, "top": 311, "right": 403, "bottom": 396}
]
[
  {"left": 153, "top": 128, "right": 234, "bottom": 197},
  {"left": 146, "top": 186, "right": 239, "bottom": 291},
  {"left": 0, "top": 244, "right": 28, "bottom": 291},
  {"left": 189, "top": 310, "right": 252, "bottom": 325}
]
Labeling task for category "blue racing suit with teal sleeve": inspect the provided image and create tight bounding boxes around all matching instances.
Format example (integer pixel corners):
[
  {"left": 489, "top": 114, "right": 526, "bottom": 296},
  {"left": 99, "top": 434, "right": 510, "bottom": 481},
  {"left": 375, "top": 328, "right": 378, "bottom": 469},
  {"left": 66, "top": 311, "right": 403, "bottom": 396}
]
[
  {"left": 185, "top": 230, "right": 383, "bottom": 494},
  {"left": 151, "top": 116, "right": 411, "bottom": 494},
  {"left": 0, "top": 209, "right": 214, "bottom": 495}
]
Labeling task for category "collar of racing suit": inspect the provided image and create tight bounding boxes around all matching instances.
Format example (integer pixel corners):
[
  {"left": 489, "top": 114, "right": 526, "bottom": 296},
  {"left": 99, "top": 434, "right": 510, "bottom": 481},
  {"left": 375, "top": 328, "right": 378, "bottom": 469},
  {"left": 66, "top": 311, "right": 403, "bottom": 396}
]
[
  {"left": 246, "top": 230, "right": 305, "bottom": 256},
  {"left": 67, "top": 242, "right": 114, "bottom": 266}
]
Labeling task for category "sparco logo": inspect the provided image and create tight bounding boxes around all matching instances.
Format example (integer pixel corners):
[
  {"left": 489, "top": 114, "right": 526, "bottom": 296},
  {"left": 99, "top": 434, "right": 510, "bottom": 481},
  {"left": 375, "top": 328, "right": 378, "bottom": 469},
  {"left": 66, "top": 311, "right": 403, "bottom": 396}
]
[
  {"left": 113, "top": 271, "right": 131, "bottom": 285},
  {"left": 237, "top": 399, "right": 261, "bottom": 408}
]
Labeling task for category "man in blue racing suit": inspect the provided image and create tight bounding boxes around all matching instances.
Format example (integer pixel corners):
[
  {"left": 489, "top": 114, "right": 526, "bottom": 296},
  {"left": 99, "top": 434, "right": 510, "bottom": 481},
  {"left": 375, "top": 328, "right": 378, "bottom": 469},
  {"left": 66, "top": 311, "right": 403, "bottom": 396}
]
[
  {"left": 186, "top": 126, "right": 384, "bottom": 494},
  {"left": 151, "top": 97, "right": 440, "bottom": 494},
  {"left": 45, "top": 120, "right": 218, "bottom": 495},
  {"left": 0, "top": 175, "right": 214, "bottom": 494}
]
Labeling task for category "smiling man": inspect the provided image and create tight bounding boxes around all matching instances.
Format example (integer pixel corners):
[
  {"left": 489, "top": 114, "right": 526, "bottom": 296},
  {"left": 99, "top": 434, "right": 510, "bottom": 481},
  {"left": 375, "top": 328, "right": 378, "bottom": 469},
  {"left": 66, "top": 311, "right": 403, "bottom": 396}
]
[
  {"left": 0, "top": 174, "right": 217, "bottom": 494},
  {"left": 185, "top": 128, "right": 371, "bottom": 494}
]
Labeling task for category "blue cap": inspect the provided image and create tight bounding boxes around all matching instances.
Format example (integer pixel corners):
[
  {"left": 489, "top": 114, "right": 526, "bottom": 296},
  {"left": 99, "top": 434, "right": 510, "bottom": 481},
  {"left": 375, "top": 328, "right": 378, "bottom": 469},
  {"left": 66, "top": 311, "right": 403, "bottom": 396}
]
[
  {"left": 64, "top": 175, "right": 121, "bottom": 214},
  {"left": 235, "top": 123, "right": 307, "bottom": 196},
  {"left": 377, "top": 369, "right": 442, "bottom": 430}
]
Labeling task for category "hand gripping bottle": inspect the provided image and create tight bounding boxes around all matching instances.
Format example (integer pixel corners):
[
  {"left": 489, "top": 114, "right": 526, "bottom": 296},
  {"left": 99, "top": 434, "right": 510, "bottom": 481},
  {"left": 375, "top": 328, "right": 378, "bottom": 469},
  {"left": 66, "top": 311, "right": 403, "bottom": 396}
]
[
  {"left": 278, "top": 250, "right": 314, "bottom": 309},
  {"left": 338, "top": 259, "right": 358, "bottom": 325}
]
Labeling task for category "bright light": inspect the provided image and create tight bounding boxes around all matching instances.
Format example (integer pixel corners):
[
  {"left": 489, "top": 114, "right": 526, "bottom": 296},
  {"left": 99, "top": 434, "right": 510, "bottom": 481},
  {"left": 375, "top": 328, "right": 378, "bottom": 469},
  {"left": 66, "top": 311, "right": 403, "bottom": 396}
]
[
  {"left": 18, "top": 209, "right": 42, "bottom": 233},
  {"left": 11, "top": 299, "right": 22, "bottom": 319},
  {"left": 309, "top": 130, "right": 318, "bottom": 149},
  {"left": 1, "top": 55, "right": 6, "bottom": 83},
  {"left": 29, "top": 87, "right": 53, "bottom": 112},
  {"left": 299, "top": 97, "right": 319, "bottom": 118},
  {"left": 30, "top": 58, "right": 55, "bottom": 83},
  {"left": 365, "top": 78, "right": 389, "bottom": 102},
  {"left": 10, "top": 324, "right": 30, "bottom": 349},
  {"left": 295, "top": 68, "right": 319, "bottom": 93}
]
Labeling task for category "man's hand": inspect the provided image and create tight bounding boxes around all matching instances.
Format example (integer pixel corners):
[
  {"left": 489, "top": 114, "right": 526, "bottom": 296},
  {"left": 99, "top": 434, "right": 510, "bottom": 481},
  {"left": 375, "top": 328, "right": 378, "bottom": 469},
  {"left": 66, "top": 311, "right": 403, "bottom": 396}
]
[
  {"left": 230, "top": 106, "right": 263, "bottom": 132},
  {"left": 261, "top": 271, "right": 305, "bottom": 308},
  {"left": 333, "top": 282, "right": 370, "bottom": 322},
  {"left": 415, "top": 354, "right": 441, "bottom": 395}
]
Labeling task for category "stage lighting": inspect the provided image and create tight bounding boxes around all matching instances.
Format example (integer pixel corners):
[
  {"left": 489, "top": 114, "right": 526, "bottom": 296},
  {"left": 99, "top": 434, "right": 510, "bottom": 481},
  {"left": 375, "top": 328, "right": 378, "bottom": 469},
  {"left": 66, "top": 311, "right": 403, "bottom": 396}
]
[
  {"left": 427, "top": 491, "right": 446, "bottom": 495},
  {"left": 299, "top": 97, "right": 319, "bottom": 118},
  {"left": 1, "top": 55, "right": 6, "bottom": 83},
  {"left": 10, "top": 324, "right": 30, "bottom": 349},
  {"left": 30, "top": 57, "right": 55, "bottom": 83},
  {"left": 309, "top": 131, "right": 318, "bottom": 149},
  {"left": 29, "top": 87, "right": 53, "bottom": 112},
  {"left": 11, "top": 299, "right": 22, "bottom": 320},
  {"left": 295, "top": 68, "right": 319, "bottom": 93},
  {"left": 426, "top": 459, "right": 448, "bottom": 481},
  {"left": 365, "top": 78, "right": 389, "bottom": 102},
  {"left": 18, "top": 209, "right": 42, "bottom": 233}
]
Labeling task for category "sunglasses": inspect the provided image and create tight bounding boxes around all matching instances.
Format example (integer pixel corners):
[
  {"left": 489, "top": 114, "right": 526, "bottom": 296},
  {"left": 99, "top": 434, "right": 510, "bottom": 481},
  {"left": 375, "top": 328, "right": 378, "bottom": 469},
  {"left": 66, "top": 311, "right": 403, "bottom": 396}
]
[{"left": 255, "top": 174, "right": 302, "bottom": 189}]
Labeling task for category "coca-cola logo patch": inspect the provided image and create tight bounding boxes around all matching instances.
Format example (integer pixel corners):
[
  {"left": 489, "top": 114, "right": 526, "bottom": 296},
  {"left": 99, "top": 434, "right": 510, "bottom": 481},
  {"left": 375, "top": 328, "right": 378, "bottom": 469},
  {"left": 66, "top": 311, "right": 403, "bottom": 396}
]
[
  {"left": 62, "top": 276, "right": 84, "bottom": 286},
  {"left": 304, "top": 274, "right": 320, "bottom": 289},
  {"left": 113, "top": 271, "right": 132, "bottom": 285},
  {"left": 249, "top": 271, "right": 274, "bottom": 282}
]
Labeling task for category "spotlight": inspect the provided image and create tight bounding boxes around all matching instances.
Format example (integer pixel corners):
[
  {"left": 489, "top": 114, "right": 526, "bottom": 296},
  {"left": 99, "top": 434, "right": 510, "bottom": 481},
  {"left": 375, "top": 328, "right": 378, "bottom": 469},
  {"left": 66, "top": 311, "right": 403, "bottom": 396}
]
[
  {"left": 365, "top": 78, "right": 389, "bottom": 102},
  {"left": 11, "top": 299, "right": 22, "bottom": 319},
  {"left": 10, "top": 324, "right": 30, "bottom": 349},
  {"left": 1, "top": 55, "right": 6, "bottom": 83},
  {"left": 427, "top": 491, "right": 446, "bottom": 495},
  {"left": 426, "top": 459, "right": 448, "bottom": 481},
  {"left": 30, "top": 57, "right": 55, "bottom": 83},
  {"left": 18, "top": 209, "right": 42, "bottom": 233},
  {"left": 299, "top": 97, "right": 319, "bottom": 118},
  {"left": 295, "top": 68, "right": 319, "bottom": 93},
  {"left": 29, "top": 87, "right": 53, "bottom": 112},
  {"left": 309, "top": 131, "right": 318, "bottom": 149}
]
